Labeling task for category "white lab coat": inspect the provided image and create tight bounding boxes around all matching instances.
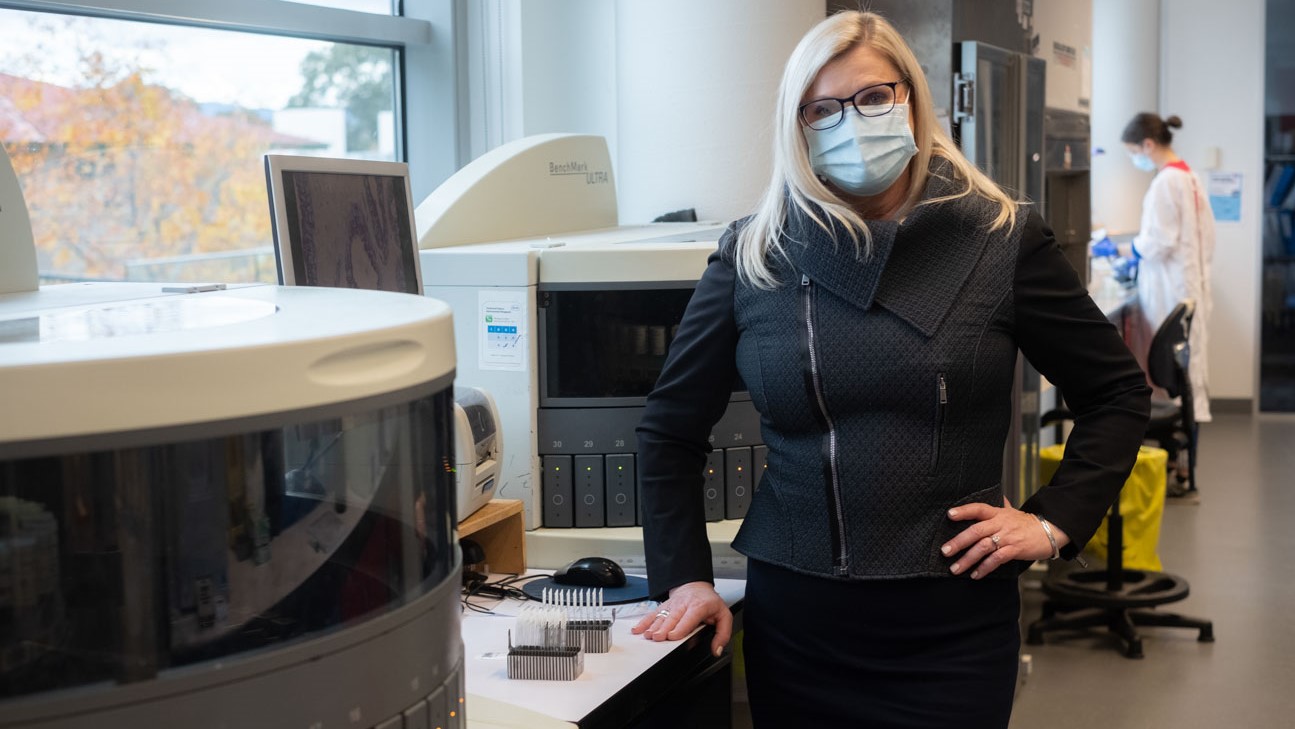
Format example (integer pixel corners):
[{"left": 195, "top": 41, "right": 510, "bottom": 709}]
[{"left": 1133, "top": 163, "right": 1216, "bottom": 421}]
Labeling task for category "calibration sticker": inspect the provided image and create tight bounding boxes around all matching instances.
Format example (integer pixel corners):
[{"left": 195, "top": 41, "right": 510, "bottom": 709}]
[{"left": 478, "top": 290, "right": 527, "bottom": 371}]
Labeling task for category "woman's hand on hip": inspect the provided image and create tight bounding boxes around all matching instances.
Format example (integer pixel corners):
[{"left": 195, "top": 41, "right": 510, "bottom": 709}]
[
  {"left": 630, "top": 581, "right": 732, "bottom": 657},
  {"left": 940, "top": 497, "right": 1072, "bottom": 579}
]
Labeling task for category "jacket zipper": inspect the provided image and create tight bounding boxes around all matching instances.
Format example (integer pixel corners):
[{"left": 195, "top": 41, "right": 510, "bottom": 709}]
[
  {"left": 932, "top": 373, "right": 948, "bottom": 473},
  {"left": 800, "top": 274, "right": 849, "bottom": 576}
]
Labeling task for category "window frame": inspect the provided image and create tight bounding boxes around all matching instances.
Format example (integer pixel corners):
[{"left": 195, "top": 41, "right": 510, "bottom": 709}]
[{"left": 0, "top": 0, "right": 464, "bottom": 201}]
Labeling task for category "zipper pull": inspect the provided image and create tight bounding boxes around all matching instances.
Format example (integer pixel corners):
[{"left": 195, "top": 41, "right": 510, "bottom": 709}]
[
  {"left": 938, "top": 374, "right": 948, "bottom": 405},
  {"left": 801, "top": 273, "right": 810, "bottom": 286}
]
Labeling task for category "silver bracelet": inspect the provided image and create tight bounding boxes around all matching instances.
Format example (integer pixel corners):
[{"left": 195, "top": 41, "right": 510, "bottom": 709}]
[{"left": 1034, "top": 514, "right": 1061, "bottom": 560}]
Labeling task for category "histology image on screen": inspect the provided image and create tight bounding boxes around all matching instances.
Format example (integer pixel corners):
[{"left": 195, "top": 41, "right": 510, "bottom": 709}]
[{"left": 283, "top": 171, "right": 418, "bottom": 294}]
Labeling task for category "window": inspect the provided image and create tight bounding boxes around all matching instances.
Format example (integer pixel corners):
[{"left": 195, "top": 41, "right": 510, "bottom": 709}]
[
  {"left": 300, "top": 0, "right": 396, "bottom": 13},
  {"left": 0, "top": 1, "right": 451, "bottom": 285}
]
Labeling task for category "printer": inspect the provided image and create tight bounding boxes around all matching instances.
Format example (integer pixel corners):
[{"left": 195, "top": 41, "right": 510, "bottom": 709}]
[{"left": 454, "top": 386, "right": 502, "bottom": 521}]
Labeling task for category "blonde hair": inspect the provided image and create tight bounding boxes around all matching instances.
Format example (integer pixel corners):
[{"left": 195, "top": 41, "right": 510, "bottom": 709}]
[{"left": 735, "top": 10, "right": 1018, "bottom": 289}]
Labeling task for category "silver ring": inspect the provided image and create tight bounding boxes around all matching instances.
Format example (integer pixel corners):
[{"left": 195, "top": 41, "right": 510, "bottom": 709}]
[
  {"left": 656, "top": 609, "right": 671, "bottom": 619},
  {"left": 990, "top": 534, "right": 1001, "bottom": 550}
]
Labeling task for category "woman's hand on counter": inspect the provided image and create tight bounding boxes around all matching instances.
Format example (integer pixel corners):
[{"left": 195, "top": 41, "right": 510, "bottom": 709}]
[{"left": 630, "top": 581, "right": 732, "bottom": 657}]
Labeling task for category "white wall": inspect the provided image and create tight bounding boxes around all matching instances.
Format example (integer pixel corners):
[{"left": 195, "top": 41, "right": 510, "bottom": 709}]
[
  {"left": 1162, "top": 0, "right": 1266, "bottom": 402},
  {"left": 461, "top": 0, "right": 826, "bottom": 225},
  {"left": 1090, "top": 0, "right": 1160, "bottom": 236},
  {"left": 614, "top": 0, "right": 826, "bottom": 224},
  {"left": 461, "top": 0, "right": 618, "bottom": 172},
  {"left": 518, "top": 0, "right": 618, "bottom": 155},
  {"left": 462, "top": 0, "right": 525, "bottom": 160}
]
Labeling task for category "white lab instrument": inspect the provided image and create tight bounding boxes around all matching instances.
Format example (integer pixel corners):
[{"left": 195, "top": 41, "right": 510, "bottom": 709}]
[
  {"left": 1, "top": 150, "right": 467, "bottom": 727},
  {"left": 0, "top": 282, "right": 468, "bottom": 728},
  {"left": 416, "top": 134, "right": 760, "bottom": 575}
]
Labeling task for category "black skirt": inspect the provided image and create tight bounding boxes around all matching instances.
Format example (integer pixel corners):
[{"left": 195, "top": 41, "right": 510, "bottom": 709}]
[{"left": 743, "top": 559, "right": 1020, "bottom": 729}]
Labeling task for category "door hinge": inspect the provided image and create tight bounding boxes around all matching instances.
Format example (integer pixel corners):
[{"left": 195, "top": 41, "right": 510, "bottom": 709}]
[{"left": 953, "top": 74, "right": 975, "bottom": 123}]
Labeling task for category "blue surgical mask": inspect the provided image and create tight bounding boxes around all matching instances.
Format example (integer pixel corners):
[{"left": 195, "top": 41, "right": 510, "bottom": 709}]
[
  {"left": 806, "top": 104, "right": 918, "bottom": 196},
  {"left": 1129, "top": 152, "right": 1156, "bottom": 172}
]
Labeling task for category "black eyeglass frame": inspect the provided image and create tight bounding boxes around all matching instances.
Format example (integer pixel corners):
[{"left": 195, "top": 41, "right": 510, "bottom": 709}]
[{"left": 798, "top": 79, "right": 909, "bottom": 130}]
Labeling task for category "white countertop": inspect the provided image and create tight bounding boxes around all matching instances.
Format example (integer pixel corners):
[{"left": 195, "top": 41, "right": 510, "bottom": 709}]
[{"left": 462, "top": 573, "right": 745, "bottom": 728}]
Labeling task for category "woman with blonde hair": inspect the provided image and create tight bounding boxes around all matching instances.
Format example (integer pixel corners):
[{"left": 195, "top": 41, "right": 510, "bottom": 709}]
[{"left": 632, "top": 10, "right": 1150, "bottom": 726}]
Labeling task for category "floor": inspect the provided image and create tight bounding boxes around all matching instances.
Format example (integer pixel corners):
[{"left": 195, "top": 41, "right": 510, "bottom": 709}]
[{"left": 1009, "top": 414, "right": 1295, "bottom": 728}]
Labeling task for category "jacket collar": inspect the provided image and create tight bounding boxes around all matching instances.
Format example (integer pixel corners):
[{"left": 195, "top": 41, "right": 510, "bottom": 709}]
[{"left": 782, "top": 158, "right": 1001, "bottom": 337}]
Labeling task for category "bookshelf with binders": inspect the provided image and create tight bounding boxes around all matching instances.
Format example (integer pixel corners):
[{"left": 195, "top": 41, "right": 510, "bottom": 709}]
[
  {"left": 1261, "top": 2, "right": 1295, "bottom": 411},
  {"left": 1261, "top": 111, "right": 1295, "bottom": 411},
  {"left": 1264, "top": 158, "right": 1295, "bottom": 262}
]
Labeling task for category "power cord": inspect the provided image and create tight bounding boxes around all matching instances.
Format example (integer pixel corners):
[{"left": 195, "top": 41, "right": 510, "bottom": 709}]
[{"left": 461, "top": 572, "right": 550, "bottom": 615}]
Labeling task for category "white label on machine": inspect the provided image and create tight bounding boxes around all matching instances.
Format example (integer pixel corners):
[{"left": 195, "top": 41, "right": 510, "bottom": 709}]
[{"left": 478, "top": 290, "right": 527, "bottom": 371}]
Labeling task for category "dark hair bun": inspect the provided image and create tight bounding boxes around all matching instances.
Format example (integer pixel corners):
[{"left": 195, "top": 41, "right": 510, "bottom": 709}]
[{"left": 1122, "top": 112, "right": 1180, "bottom": 146}]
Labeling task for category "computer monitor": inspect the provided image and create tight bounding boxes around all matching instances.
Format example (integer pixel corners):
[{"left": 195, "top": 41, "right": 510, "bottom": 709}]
[{"left": 265, "top": 155, "right": 422, "bottom": 295}]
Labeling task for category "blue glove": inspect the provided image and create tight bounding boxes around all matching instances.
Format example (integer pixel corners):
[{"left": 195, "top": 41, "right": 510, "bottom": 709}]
[{"left": 1091, "top": 236, "right": 1117, "bottom": 258}]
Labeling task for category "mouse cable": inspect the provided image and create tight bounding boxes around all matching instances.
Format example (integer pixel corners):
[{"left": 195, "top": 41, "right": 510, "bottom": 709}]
[{"left": 461, "top": 572, "right": 551, "bottom": 614}]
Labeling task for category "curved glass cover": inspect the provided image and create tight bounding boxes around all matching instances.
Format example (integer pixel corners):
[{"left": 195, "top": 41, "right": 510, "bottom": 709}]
[{"left": 0, "top": 388, "right": 455, "bottom": 701}]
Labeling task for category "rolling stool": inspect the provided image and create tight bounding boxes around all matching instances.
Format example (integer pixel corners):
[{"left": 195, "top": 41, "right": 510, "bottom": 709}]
[{"left": 1026, "top": 446, "right": 1214, "bottom": 658}]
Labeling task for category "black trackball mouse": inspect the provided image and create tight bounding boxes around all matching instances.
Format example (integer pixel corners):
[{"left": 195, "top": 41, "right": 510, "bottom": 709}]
[{"left": 552, "top": 556, "right": 627, "bottom": 588}]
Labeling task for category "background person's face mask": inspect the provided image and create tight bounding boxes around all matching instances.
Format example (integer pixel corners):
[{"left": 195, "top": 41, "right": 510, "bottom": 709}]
[
  {"left": 806, "top": 104, "right": 917, "bottom": 197},
  {"left": 1129, "top": 152, "right": 1157, "bottom": 172}
]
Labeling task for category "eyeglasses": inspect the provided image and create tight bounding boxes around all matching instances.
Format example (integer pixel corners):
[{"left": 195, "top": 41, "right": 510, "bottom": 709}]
[{"left": 799, "top": 80, "right": 908, "bottom": 131}]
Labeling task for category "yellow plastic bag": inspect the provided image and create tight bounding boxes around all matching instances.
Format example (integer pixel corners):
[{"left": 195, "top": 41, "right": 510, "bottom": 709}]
[{"left": 1039, "top": 444, "right": 1166, "bottom": 572}]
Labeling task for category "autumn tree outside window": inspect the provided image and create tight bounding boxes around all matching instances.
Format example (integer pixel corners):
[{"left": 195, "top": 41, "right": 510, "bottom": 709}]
[{"left": 0, "top": 0, "right": 456, "bottom": 283}]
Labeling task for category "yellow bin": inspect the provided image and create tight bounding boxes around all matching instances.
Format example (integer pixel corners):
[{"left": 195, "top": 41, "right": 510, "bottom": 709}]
[{"left": 1039, "top": 444, "right": 1167, "bottom": 572}]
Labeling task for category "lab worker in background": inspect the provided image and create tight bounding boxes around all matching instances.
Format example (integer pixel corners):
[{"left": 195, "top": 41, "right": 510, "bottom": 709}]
[{"left": 1123, "top": 112, "right": 1216, "bottom": 421}]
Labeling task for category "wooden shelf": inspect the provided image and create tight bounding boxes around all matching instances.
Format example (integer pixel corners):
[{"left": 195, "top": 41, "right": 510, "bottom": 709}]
[{"left": 459, "top": 499, "right": 526, "bottom": 574}]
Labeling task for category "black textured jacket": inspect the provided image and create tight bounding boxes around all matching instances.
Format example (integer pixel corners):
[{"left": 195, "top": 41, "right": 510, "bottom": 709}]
[{"left": 637, "top": 165, "right": 1152, "bottom": 596}]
